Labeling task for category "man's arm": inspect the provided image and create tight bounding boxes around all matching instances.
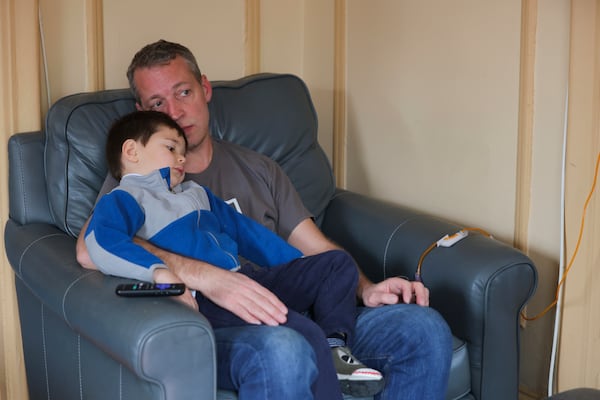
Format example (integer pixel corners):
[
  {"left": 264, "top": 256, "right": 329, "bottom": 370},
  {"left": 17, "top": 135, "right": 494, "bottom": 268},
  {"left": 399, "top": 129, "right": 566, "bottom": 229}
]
[
  {"left": 77, "top": 221, "right": 288, "bottom": 325},
  {"left": 287, "top": 218, "right": 429, "bottom": 307},
  {"left": 76, "top": 218, "right": 96, "bottom": 269},
  {"left": 135, "top": 239, "right": 288, "bottom": 326}
]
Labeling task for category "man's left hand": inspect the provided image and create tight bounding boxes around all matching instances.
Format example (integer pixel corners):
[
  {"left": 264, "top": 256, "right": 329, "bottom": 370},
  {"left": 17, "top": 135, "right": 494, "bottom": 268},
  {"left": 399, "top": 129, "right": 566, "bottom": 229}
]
[{"left": 360, "top": 277, "right": 429, "bottom": 307}]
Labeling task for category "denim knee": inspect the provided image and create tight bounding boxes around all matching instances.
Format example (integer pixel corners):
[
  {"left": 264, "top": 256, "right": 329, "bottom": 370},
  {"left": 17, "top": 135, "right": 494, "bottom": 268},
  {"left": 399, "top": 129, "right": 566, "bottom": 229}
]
[
  {"left": 353, "top": 305, "right": 453, "bottom": 400},
  {"left": 257, "top": 326, "right": 318, "bottom": 378},
  {"left": 216, "top": 326, "right": 317, "bottom": 400}
]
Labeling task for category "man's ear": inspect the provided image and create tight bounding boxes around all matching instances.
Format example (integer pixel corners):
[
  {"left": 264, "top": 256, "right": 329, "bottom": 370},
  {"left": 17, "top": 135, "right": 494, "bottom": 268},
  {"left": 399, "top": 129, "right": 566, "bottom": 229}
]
[
  {"left": 122, "top": 139, "right": 139, "bottom": 162},
  {"left": 135, "top": 103, "right": 143, "bottom": 111},
  {"left": 201, "top": 75, "right": 213, "bottom": 103}
]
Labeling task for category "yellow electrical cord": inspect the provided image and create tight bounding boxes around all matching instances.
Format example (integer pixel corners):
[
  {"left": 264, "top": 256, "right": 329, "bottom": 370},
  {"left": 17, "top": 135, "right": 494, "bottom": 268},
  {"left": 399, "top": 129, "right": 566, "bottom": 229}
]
[
  {"left": 415, "top": 227, "right": 492, "bottom": 281},
  {"left": 415, "top": 153, "right": 600, "bottom": 322},
  {"left": 415, "top": 153, "right": 600, "bottom": 321},
  {"left": 521, "top": 151, "right": 600, "bottom": 321}
]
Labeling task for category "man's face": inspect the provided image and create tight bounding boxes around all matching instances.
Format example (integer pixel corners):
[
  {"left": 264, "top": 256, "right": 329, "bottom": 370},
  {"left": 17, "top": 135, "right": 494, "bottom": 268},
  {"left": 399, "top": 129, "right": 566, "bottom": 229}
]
[{"left": 134, "top": 56, "right": 212, "bottom": 151}]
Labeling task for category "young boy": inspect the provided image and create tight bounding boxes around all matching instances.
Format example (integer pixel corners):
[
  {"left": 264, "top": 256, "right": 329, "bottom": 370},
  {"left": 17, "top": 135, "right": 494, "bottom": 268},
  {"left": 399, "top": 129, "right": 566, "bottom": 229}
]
[{"left": 85, "top": 110, "right": 384, "bottom": 399}]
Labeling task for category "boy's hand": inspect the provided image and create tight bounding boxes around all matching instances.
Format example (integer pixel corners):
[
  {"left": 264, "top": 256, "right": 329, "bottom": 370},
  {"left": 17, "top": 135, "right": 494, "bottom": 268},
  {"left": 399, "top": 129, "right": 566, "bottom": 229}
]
[{"left": 153, "top": 268, "right": 199, "bottom": 311}]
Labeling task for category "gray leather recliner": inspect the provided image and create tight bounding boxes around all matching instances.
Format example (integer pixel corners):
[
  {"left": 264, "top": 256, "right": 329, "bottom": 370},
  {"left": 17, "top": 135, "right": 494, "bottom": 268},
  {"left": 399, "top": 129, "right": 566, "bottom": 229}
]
[{"left": 5, "top": 73, "right": 537, "bottom": 400}]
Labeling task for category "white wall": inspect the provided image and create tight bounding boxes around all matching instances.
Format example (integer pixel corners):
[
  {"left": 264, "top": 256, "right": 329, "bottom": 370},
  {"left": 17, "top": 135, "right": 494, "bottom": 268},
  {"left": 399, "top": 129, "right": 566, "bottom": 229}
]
[
  {"left": 39, "top": 0, "right": 88, "bottom": 104},
  {"left": 344, "top": 4, "right": 566, "bottom": 395},
  {"left": 103, "top": 0, "right": 246, "bottom": 87},
  {"left": 346, "top": 0, "right": 522, "bottom": 241}
]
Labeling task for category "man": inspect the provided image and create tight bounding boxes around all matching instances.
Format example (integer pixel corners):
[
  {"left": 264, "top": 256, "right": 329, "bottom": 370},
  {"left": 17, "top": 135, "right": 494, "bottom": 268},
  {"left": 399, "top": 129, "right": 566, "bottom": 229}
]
[{"left": 77, "top": 39, "right": 452, "bottom": 399}]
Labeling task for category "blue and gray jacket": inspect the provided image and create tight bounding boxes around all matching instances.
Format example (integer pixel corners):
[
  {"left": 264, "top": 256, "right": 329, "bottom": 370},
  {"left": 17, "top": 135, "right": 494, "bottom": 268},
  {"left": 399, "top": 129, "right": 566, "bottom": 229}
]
[{"left": 85, "top": 167, "right": 302, "bottom": 282}]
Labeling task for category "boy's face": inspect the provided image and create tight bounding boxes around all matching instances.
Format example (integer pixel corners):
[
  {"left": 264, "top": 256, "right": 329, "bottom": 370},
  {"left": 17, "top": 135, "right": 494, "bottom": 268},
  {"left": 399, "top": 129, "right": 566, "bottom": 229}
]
[{"left": 132, "top": 126, "right": 187, "bottom": 187}]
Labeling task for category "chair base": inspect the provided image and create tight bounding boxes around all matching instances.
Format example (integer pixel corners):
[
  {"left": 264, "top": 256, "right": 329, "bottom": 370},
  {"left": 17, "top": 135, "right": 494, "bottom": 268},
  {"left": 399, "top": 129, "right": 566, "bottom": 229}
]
[{"left": 546, "top": 388, "right": 600, "bottom": 400}]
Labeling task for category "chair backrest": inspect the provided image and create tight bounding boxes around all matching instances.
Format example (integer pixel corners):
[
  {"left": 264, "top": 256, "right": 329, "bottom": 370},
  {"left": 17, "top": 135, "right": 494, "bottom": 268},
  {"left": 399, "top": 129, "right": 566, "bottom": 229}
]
[
  {"left": 42, "top": 73, "right": 335, "bottom": 237},
  {"left": 208, "top": 74, "right": 335, "bottom": 225}
]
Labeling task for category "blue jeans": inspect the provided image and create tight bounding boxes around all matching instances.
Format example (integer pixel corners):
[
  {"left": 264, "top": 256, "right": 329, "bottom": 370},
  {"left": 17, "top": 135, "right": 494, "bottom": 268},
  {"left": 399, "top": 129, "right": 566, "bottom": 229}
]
[
  {"left": 352, "top": 305, "right": 453, "bottom": 400},
  {"left": 203, "top": 250, "right": 357, "bottom": 399},
  {"left": 214, "top": 325, "right": 318, "bottom": 400},
  {"left": 214, "top": 303, "right": 452, "bottom": 400}
]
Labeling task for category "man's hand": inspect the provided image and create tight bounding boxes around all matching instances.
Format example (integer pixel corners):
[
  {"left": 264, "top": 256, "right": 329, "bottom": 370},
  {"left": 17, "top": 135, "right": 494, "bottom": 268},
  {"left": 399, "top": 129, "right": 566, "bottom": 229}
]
[
  {"left": 153, "top": 268, "right": 198, "bottom": 311},
  {"left": 194, "top": 266, "right": 288, "bottom": 326},
  {"left": 286, "top": 218, "right": 430, "bottom": 308},
  {"left": 139, "top": 239, "right": 288, "bottom": 326},
  {"left": 360, "top": 277, "right": 430, "bottom": 307}
]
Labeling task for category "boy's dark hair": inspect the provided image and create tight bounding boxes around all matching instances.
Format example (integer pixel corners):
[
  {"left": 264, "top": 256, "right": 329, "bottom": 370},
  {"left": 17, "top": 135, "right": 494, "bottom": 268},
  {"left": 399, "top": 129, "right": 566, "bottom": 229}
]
[
  {"left": 126, "top": 39, "right": 203, "bottom": 104},
  {"left": 106, "top": 110, "right": 187, "bottom": 180}
]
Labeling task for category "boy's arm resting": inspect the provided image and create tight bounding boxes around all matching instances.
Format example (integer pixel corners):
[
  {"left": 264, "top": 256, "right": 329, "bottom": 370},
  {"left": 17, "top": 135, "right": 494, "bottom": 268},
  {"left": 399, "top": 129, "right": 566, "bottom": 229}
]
[
  {"left": 204, "top": 187, "right": 302, "bottom": 266},
  {"left": 76, "top": 173, "right": 121, "bottom": 270},
  {"left": 76, "top": 218, "right": 97, "bottom": 269},
  {"left": 85, "top": 191, "right": 167, "bottom": 282},
  {"left": 84, "top": 187, "right": 289, "bottom": 325},
  {"left": 152, "top": 267, "right": 199, "bottom": 311}
]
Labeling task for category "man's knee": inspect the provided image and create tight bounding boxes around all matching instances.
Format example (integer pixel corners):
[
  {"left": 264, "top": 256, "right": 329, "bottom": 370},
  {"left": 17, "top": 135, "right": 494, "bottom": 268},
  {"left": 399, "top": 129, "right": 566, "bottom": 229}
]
[
  {"left": 247, "top": 327, "right": 318, "bottom": 382},
  {"left": 399, "top": 306, "right": 453, "bottom": 366},
  {"left": 262, "top": 327, "right": 315, "bottom": 362},
  {"left": 357, "top": 304, "right": 452, "bottom": 357},
  {"left": 218, "top": 327, "right": 317, "bottom": 398}
]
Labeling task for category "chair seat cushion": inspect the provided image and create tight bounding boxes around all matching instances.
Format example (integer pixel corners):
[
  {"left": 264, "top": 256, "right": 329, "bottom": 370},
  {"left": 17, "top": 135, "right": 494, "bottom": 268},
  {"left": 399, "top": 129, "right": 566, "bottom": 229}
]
[{"left": 448, "top": 336, "right": 471, "bottom": 400}]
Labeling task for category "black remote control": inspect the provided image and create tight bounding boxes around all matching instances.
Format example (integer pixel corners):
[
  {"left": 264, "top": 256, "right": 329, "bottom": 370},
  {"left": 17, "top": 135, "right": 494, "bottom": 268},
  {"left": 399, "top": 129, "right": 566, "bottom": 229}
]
[{"left": 115, "top": 282, "right": 186, "bottom": 297}]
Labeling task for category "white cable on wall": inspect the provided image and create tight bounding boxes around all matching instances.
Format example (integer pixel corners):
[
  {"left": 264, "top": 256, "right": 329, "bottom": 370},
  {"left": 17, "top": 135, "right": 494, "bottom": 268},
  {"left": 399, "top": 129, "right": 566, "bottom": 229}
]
[
  {"left": 548, "top": 82, "right": 568, "bottom": 397},
  {"left": 38, "top": 3, "right": 51, "bottom": 107}
]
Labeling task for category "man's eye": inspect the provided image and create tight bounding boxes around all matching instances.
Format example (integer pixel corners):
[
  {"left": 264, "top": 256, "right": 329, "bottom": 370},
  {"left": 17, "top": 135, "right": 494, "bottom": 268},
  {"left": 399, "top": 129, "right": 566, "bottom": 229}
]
[
  {"left": 151, "top": 100, "right": 163, "bottom": 110},
  {"left": 179, "top": 89, "right": 191, "bottom": 98}
]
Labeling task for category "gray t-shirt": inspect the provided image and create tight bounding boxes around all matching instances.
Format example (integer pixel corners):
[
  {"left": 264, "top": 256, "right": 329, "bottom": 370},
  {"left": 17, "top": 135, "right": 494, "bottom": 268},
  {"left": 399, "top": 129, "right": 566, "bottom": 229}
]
[{"left": 98, "top": 139, "right": 311, "bottom": 240}]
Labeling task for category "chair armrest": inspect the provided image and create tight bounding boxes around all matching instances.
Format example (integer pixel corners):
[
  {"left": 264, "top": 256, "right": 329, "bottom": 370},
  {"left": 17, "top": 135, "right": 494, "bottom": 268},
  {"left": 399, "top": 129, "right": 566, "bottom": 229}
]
[
  {"left": 8, "top": 131, "right": 53, "bottom": 225},
  {"left": 321, "top": 189, "right": 537, "bottom": 400},
  {"left": 5, "top": 220, "right": 216, "bottom": 399}
]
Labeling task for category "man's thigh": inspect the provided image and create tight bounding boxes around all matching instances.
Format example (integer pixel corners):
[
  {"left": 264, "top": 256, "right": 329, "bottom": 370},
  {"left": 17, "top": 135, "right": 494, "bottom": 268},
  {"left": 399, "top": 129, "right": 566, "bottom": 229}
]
[
  {"left": 213, "top": 325, "right": 317, "bottom": 393},
  {"left": 353, "top": 304, "right": 450, "bottom": 361}
]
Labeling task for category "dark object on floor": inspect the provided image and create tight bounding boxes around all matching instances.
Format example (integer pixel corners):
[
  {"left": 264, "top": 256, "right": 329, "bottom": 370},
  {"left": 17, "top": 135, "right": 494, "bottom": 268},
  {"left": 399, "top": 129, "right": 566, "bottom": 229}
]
[{"left": 546, "top": 388, "right": 600, "bottom": 400}]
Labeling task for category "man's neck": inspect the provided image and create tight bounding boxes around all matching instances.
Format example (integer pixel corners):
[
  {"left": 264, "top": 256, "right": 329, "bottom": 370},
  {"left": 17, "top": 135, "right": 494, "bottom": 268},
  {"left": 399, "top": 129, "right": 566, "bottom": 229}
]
[{"left": 184, "top": 136, "right": 214, "bottom": 174}]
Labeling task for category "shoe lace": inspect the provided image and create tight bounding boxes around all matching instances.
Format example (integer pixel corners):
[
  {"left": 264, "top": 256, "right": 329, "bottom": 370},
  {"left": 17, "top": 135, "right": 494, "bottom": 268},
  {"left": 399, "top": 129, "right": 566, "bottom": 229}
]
[{"left": 337, "top": 348, "right": 359, "bottom": 365}]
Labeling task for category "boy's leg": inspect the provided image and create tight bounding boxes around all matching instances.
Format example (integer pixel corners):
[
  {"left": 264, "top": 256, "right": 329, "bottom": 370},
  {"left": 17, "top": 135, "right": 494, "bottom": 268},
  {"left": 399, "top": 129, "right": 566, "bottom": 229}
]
[
  {"left": 246, "top": 250, "right": 383, "bottom": 397},
  {"left": 246, "top": 249, "right": 359, "bottom": 342}
]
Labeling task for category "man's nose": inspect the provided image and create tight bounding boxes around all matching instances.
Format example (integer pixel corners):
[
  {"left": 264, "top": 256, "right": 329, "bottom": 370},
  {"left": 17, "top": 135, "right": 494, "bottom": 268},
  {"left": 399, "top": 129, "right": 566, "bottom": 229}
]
[{"left": 165, "top": 100, "right": 184, "bottom": 121}]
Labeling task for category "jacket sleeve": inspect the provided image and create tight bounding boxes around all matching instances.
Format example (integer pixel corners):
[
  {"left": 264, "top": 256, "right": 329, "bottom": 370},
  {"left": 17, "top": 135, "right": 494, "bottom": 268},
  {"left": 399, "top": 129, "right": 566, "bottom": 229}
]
[
  {"left": 85, "top": 190, "right": 168, "bottom": 281},
  {"left": 204, "top": 188, "right": 302, "bottom": 267}
]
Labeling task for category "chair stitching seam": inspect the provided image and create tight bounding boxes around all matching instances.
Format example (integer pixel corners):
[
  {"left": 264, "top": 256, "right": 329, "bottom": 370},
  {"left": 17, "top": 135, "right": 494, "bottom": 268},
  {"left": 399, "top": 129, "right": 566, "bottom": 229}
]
[
  {"left": 17, "top": 233, "right": 65, "bottom": 277},
  {"left": 78, "top": 334, "right": 83, "bottom": 400},
  {"left": 61, "top": 271, "right": 98, "bottom": 326},
  {"left": 382, "top": 221, "right": 411, "bottom": 279},
  {"left": 41, "top": 304, "right": 51, "bottom": 400}
]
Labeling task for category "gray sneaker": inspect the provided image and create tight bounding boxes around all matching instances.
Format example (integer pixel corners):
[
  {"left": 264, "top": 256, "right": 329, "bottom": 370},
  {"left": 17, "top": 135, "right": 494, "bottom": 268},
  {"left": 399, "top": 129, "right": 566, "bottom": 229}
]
[{"left": 332, "top": 346, "right": 384, "bottom": 397}]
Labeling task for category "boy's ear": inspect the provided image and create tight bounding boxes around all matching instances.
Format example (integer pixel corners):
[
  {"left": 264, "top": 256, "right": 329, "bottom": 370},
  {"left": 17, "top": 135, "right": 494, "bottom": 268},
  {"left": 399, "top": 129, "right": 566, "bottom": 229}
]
[{"left": 122, "top": 139, "right": 139, "bottom": 162}]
